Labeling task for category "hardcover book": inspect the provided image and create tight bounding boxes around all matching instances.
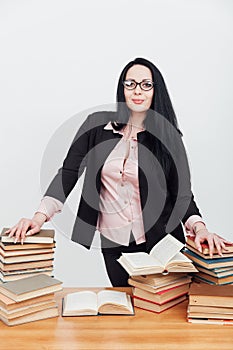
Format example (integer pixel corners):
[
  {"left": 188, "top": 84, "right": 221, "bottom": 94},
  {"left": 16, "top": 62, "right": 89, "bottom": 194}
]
[
  {"left": 133, "top": 282, "right": 190, "bottom": 305},
  {"left": 0, "top": 274, "right": 62, "bottom": 302},
  {"left": 184, "top": 249, "right": 233, "bottom": 269},
  {"left": 133, "top": 294, "right": 187, "bottom": 313},
  {"left": 128, "top": 275, "right": 192, "bottom": 294},
  {"left": 186, "top": 236, "right": 233, "bottom": 255},
  {"left": 1, "top": 228, "right": 55, "bottom": 244},
  {"left": 189, "top": 282, "right": 233, "bottom": 307}
]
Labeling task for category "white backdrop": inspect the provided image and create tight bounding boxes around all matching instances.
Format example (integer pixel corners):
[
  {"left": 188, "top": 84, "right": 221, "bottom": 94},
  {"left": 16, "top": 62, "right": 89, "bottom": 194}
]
[{"left": 0, "top": 0, "right": 232, "bottom": 286}]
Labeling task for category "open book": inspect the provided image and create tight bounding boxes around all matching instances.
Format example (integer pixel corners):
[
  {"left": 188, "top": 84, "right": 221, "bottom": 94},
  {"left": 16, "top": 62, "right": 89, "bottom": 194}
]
[
  {"left": 62, "top": 290, "right": 134, "bottom": 316},
  {"left": 117, "top": 234, "right": 198, "bottom": 276}
]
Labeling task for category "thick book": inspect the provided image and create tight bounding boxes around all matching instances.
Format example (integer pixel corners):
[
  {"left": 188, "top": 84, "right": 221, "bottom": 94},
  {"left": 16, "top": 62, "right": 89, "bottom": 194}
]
[
  {"left": 128, "top": 275, "right": 192, "bottom": 294},
  {"left": 0, "top": 274, "right": 62, "bottom": 302},
  {"left": 193, "top": 272, "right": 233, "bottom": 285},
  {"left": 1, "top": 228, "right": 55, "bottom": 244},
  {"left": 0, "top": 292, "right": 54, "bottom": 311},
  {"left": 194, "top": 265, "right": 233, "bottom": 278},
  {"left": 130, "top": 272, "right": 188, "bottom": 287},
  {"left": 189, "top": 282, "right": 233, "bottom": 307},
  {"left": 188, "top": 312, "right": 233, "bottom": 320},
  {"left": 133, "top": 294, "right": 187, "bottom": 313},
  {"left": 0, "top": 269, "right": 53, "bottom": 282},
  {"left": 186, "top": 236, "right": 233, "bottom": 255},
  {"left": 0, "top": 246, "right": 54, "bottom": 257},
  {"left": 188, "top": 304, "right": 233, "bottom": 314},
  {"left": 0, "top": 252, "right": 54, "bottom": 264},
  {"left": 118, "top": 234, "right": 197, "bottom": 276},
  {"left": 0, "top": 259, "right": 53, "bottom": 271},
  {"left": 0, "top": 241, "right": 55, "bottom": 251},
  {"left": 62, "top": 290, "right": 134, "bottom": 316},
  {"left": 187, "top": 317, "right": 233, "bottom": 325},
  {"left": 0, "top": 300, "right": 57, "bottom": 319},
  {"left": 133, "top": 283, "right": 190, "bottom": 305},
  {"left": 183, "top": 249, "right": 233, "bottom": 269},
  {"left": 0, "top": 306, "right": 59, "bottom": 326},
  {"left": 186, "top": 243, "right": 233, "bottom": 259}
]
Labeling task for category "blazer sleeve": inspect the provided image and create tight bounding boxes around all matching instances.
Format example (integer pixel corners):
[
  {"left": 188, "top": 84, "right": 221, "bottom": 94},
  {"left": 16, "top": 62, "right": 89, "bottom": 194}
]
[
  {"left": 166, "top": 135, "right": 202, "bottom": 232},
  {"left": 44, "top": 115, "right": 91, "bottom": 204}
]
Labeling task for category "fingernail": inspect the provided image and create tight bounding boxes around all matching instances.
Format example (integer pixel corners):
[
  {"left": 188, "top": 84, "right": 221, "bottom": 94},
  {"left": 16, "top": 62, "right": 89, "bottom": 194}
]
[{"left": 14, "top": 238, "right": 17, "bottom": 244}]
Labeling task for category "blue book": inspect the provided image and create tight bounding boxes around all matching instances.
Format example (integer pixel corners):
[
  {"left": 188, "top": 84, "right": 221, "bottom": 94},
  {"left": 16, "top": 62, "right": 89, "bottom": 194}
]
[{"left": 183, "top": 249, "right": 233, "bottom": 270}]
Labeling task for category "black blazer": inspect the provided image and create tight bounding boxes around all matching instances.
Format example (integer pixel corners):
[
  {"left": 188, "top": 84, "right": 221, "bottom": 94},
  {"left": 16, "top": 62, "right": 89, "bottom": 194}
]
[{"left": 45, "top": 111, "right": 202, "bottom": 250}]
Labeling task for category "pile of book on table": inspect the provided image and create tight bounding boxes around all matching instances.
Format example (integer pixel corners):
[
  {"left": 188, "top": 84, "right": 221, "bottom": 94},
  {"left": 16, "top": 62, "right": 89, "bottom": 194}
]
[
  {"left": 184, "top": 236, "right": 233, "bottom": 285},
  {"left": 128, "top": 273, "right": 192, "bottom": 313},
  {"left": 0, "top": 274, "right": 62, "bottom": 326},
  {"left": 187, "top": 281, "right": 233, "bottom": 325},
  {"left": 117, "top": 234, "right": 198, "bottom": 313},
  {"left": 0, "top": 228, "right": 55, "bottom": 282}
]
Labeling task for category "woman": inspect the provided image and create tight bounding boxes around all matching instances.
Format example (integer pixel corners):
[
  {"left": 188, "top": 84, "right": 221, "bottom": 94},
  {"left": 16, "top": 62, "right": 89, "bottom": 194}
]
[{"left": 6, "top": 57, "right": 230, "bottom": 286}]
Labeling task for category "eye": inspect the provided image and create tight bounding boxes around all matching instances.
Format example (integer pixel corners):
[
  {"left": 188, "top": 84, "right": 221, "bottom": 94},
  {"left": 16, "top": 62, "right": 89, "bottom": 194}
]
[
  {"left": 123, "top": 80, "right": 136, "bottom": 89},
  {"left": 141, "top": 80, "right": 154, "bottom": 90}
]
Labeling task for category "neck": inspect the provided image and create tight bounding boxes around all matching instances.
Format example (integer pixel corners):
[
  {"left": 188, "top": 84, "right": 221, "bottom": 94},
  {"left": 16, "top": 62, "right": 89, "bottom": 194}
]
[{"left": 129, "top": 111, "right": 146, "bottom": 128}]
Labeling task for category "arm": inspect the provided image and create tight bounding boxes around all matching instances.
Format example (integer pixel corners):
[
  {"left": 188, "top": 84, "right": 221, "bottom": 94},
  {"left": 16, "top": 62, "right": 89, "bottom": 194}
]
[
  {"left": 6, "top": 115, "right": 91, "bottom": 243},
  {"left": 167, "top": 135, "right": 231, "bottom": 257}
]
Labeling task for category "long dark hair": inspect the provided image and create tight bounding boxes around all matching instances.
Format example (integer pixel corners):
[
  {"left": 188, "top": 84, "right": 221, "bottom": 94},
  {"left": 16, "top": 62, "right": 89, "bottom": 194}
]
[{"left": 114, "top": 57, "right": 182, "bottom": 174}]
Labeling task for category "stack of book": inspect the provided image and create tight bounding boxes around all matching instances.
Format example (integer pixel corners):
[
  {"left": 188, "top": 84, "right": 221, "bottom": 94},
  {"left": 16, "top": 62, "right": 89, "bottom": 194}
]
[
  {"left": 184, "top": 236, "right": 233, "bottom": 285},
  {"left": 187, "top": 281, "right": 233, "bottom": 325},
  {"left": 0, "top": 228, "right": 55, "bottom": 282},
  {"left": 128, "top": 273, "right": 192, "bottom": 313},
  {"left": 0, "top": 274, "right": 62, "bottom": 326}
]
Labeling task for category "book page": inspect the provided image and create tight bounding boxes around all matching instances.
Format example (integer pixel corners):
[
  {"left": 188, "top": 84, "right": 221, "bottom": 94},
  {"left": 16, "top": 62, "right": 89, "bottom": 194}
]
[
  {"left": 168, "top": 252, "right": 191, "bottom": 264},
  {"left": 64, "top": 291, "right": 98, "bottom": 313},
  {"left": 149, "top": 234, "right": 184, "bottom": 267},
  {"left": 97, "top": 290, "right": 129, "bottom": 308},
  {"left": 121, "top": 252, "right": 163, "bottom": 268}
]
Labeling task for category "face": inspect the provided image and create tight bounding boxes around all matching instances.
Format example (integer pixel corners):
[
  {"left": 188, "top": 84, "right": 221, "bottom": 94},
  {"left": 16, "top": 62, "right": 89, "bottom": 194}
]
[{"left": 124, "top": 64, "right": 154, "bottom": 115}]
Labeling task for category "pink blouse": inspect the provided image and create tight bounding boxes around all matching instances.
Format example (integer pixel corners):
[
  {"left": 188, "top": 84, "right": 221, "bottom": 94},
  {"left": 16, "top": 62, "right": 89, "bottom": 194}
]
[{"left": 36, "top": 122, "right": 205, "bottom": 245}]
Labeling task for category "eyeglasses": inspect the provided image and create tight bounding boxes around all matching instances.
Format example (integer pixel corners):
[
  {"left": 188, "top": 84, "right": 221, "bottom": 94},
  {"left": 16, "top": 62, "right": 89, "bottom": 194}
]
[{"left": 123, "top": 79, "right": 154, "bottom": 91}]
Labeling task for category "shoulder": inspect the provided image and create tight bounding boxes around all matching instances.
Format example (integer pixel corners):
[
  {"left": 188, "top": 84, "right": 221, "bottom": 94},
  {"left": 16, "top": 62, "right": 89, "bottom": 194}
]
[{"left": 86, "top": 111, "right": 117, "bottom": 129}]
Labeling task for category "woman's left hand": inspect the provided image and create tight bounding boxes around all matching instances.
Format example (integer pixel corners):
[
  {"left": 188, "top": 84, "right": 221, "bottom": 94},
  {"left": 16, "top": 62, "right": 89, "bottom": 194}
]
[{"left": 194, "top": 229, "right": 232, "bottom": 258}]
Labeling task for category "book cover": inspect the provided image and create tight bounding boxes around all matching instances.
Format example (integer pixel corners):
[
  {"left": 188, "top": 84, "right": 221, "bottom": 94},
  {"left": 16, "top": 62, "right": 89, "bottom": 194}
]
[
  {"left": 128, "top": 275, "right": 192, "bottom": 294},
  {"left": 133, "top": 283, "right": 190, "bottom": 305},
  {"left": 183, "top": 249, "right": 233, "bottom": 269},
  {"left": 189, "top": 282, "right": 233, "bottom": 307},
  {"left": 0, "top": 306, "right": 59, "bottom": 326},
  {"left": 0, "top": 241, "right": 55, "bottom": 251},
  {"left": 0, "top": 274, "right": 62, "bottom": 301},
  {"left": 0, "top": 269, "right": 53, "bottom": 283},
  {"left": 186, "top": 236, "right": 233, "bottom": 255},
  {"left": 1, "top": 228, "right": 55, "bottom": 244},
  {"left": 0, "top": 246, "right": 54, "bottom": 257},
  {"left": 0, "top": 252, "right": 54, "bottom": 264},
  {"left": 0, "top": 259, "right": 53, "bottom": 271},
  {"left": 193, "top": 272, "right": 233, "bottom": 285},
  {"left": 0, "top": 292, "right": 55, "bottom": 311},
  {"left": 133, "top": 294, "right": 187, "bottom": 313}
]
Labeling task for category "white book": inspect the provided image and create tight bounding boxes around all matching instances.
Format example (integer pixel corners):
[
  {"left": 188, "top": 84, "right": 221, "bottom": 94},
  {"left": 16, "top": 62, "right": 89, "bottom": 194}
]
[
  {"left": 62, "top": 290, "right": 134, "bottom": 316},
  {"left": 118, "top": 234, "right": 197, "bottom": 276}
]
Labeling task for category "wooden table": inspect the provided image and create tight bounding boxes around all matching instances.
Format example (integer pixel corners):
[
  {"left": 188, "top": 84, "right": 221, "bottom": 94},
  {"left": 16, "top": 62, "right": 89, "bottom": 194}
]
[{"left": 0, "top": 287, "right": 232, "bottom": 350}]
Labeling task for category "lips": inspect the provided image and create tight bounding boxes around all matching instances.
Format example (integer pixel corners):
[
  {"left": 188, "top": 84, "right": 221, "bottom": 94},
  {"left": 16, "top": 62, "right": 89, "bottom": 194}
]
[{"left": 132, "top": 99, "right": 144, "bottom": 104}]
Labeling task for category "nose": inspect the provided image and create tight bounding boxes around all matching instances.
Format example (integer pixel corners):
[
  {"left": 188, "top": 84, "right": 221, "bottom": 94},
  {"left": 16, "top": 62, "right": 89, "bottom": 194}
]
[{"left": 134, "top": 84, "right": 142, "bottom": 94}]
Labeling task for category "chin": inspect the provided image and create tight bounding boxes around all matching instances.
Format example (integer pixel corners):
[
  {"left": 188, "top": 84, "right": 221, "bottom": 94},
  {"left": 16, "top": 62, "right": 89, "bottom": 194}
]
[{"left": 128, "top": 103, "right": 147, "bottom": 113}]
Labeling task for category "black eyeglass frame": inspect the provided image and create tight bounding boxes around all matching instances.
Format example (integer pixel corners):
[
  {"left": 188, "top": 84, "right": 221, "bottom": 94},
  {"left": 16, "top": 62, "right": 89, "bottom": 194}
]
[{"left": 122, "top": 79, "right": 154, "bottom": 91}]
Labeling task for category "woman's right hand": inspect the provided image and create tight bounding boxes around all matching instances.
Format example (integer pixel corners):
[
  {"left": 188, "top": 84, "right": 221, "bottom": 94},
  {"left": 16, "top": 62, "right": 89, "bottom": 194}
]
[{"left": 4, "top": 213, "right": 47, "bottom": 244}]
